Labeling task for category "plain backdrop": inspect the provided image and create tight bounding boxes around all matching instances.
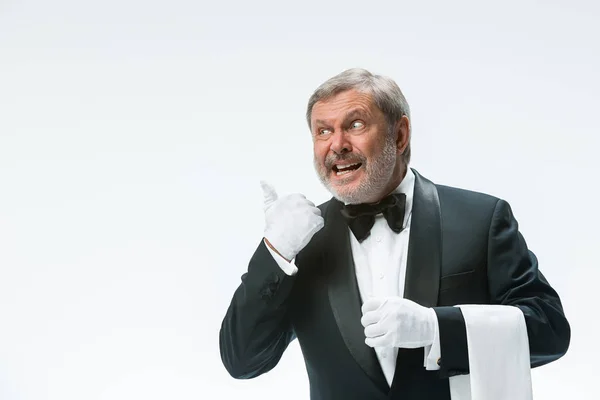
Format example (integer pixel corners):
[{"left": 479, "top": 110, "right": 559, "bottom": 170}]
[{"left": 0, "top": 0, "right": 598, "bottom": 399}]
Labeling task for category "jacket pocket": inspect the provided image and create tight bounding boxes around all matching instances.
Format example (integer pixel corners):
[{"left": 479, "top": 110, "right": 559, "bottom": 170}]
[{"left": 439, "top": 270, "right": 475, "bottom": 291}]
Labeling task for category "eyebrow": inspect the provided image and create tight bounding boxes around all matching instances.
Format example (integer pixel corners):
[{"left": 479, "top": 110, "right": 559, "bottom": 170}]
[
  {"left": 343, "top": 108, "right": 370, "bottom": 121},
  {"left": 314, "top": 108, "right": 370, "bottom": 127}
]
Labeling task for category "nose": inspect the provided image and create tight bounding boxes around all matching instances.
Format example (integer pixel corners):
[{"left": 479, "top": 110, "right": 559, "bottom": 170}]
[{"left": 330, "top": 132, "right": 352, "bottom": 155}]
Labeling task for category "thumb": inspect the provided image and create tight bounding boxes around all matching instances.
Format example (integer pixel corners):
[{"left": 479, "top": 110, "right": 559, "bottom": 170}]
[{"left": 260, "top": 180, "right": 278, "bottom": 207}]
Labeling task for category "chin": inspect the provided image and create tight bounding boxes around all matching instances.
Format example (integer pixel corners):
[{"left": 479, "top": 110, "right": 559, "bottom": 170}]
[
  {"left": 316, "top": 165, "right": 371, "bottom": 204},
  {"left": 328, "top": 180, "right": 368, "bottom": 204},
  {"left": 329, "top": 173, "right": 359, "bottom": 189}
]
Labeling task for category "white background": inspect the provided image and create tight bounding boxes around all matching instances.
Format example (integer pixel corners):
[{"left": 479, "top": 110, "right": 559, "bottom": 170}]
[{"left": 0, "top": 0, "right": 598, "bottom": 399}]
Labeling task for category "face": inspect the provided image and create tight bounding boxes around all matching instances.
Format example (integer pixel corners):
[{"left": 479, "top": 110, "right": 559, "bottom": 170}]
[{"left": 311, "top": 90, "right": 408, "bottom": 204}]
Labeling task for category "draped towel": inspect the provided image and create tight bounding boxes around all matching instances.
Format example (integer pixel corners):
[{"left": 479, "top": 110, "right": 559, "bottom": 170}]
[{"left": 449, "top": 305, "right": 533, "bottom": 400}]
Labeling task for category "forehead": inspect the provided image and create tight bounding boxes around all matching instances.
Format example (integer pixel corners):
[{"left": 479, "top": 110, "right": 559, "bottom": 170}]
[{"left": 311, "top": 90, "right": 377, "bottom": 122}]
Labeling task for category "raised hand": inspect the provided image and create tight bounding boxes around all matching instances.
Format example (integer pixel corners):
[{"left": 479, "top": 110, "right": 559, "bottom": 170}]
[{"left": 261, "top": 181, "right": 324, "bottom": 261}]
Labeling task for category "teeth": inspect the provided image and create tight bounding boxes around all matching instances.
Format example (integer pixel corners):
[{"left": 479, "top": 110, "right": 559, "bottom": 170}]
[
  {"left": 337, "top": 163, "right": 359, "bottom": 169},
  {"left": 336, "top": 170, "right": 354, "bottom": 176}
]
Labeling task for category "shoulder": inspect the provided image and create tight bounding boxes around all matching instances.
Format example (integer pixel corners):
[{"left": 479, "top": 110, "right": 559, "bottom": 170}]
[
  {"left": 435, "top": 183, "right": 500, "bottom": 208},
  {"left": 413, "top": 168, "right": 499, "bottom": 208},
  {"left": 414, "top": 169, "right": 505, "bottom": 224},
  {"left": 434, "top": 184, "right": 505, "bottom": 230}
]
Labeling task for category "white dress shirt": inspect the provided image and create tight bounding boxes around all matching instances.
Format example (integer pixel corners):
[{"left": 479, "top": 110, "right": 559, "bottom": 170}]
[{"left": 266, "top": 168, "right": 441, "bottom": 387}]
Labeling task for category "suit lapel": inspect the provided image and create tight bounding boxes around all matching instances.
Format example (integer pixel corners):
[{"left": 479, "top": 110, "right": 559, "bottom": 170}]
[
  {"left": 403, "top": 168, "right": 442, "bottom": 307},
  {"left": 325, "top": 199, "right": 389, "bottom": 392}
]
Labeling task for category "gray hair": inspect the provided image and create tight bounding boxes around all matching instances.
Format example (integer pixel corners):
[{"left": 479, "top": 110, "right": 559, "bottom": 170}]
[{"left": 306, "top": 68, "right": 411, "bottom": 165}]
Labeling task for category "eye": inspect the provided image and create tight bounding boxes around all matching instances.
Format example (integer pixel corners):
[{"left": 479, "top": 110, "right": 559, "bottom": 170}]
[
  {"left": 350, "top": 120, "right": 365, "bottom": 129},
  {"left": 318, "top": 128, "right": 332, "bottom": 136}
]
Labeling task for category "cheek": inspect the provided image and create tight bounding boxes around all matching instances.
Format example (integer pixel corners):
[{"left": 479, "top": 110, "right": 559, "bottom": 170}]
[
  {"left": 359, "top": 136, "right": 384, "bottom": 158},
  {"left": 313, "top": 142, "right": 328, "bottom": 162},
  {"left": 351, "top": 141, "right": 371, "bottom": 158}
]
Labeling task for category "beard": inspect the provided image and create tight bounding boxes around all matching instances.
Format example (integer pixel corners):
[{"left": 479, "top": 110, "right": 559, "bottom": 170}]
[{"left": 313, "top": 134, "right": 398, "bottom": 204}]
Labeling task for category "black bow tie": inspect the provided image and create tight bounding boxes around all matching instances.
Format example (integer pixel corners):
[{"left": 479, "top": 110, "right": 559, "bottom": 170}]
[{"left": 340, "top": 193, "right": 407, "bottom": 242}]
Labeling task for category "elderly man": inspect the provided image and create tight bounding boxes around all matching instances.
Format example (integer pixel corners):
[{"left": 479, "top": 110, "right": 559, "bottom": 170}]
[{"left": 219, "top": 68, "right": 570, "bottom": 399}]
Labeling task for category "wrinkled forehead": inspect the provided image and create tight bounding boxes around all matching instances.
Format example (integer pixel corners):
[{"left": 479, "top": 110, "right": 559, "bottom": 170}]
[{"left": 311, "top": 89, "right": 378, "bottom": 124}]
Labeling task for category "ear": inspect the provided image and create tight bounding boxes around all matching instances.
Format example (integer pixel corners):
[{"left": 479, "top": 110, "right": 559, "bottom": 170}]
[{"left": 395, "top": 116, "right": 410, "bottom": 154}]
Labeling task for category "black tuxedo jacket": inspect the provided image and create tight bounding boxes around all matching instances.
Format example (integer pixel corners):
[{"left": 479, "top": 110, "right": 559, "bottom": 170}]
[{"left": 219, "top": 169, "right": 570, "bottom": 400}]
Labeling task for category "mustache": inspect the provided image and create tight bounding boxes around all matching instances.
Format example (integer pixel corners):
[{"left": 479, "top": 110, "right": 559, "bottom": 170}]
[{"left": 324, "top": 153, "right": 366, "bottom": 169}]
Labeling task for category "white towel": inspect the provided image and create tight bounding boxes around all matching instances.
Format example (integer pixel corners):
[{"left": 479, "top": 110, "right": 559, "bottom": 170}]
[{"left": 449, "top": 305, "right": 533, "bottom": 400}]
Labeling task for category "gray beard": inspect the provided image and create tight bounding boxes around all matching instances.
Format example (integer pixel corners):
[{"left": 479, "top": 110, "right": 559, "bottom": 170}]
[{"left": 314, "top": 135, "right": 398, "bottom": 204}]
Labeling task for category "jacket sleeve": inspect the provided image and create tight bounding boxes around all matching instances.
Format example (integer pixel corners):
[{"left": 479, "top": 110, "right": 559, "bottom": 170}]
[
  {"left": 219, "top": 240, "right": 297, "bottom": 379},
  {"left": 434, "top": 198, "right": 571, "bottom": 378}
]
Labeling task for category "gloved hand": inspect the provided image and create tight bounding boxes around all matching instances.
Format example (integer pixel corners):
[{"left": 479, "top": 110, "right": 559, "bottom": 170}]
[
  {"left": 261, "top": 181, "right": 325, "bottom": 261},
  {"left": 361, "top": 297, "right": 437, "bottom": 349}
]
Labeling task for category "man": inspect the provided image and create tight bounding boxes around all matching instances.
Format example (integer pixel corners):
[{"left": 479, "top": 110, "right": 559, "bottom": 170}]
[{"left": 219, "top": 68, "right": 570, "bottom": 399}]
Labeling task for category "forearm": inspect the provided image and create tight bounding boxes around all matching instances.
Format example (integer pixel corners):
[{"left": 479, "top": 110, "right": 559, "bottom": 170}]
[
  {"left": 432, "top": 292, "right": 569, "bottom": 379},
  {"left": 219, "top": 240, "right": 297, "bottom": 378}
]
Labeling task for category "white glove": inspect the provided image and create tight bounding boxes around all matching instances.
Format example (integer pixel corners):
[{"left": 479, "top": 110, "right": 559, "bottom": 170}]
[
  {"left": 361, "top": 297, "right": 437, "bottom": 349},
  {"left": 261, "top": 181, "right": 324, "bottom": 261}
]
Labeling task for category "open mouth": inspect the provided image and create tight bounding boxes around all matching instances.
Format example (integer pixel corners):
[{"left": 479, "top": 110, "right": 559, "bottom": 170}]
[{"left": 332, "top": 162, "right": 363, "bottom": 176}]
